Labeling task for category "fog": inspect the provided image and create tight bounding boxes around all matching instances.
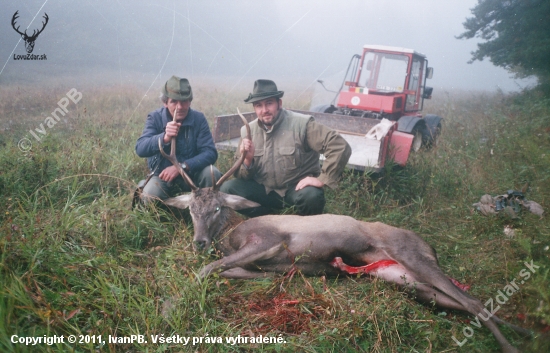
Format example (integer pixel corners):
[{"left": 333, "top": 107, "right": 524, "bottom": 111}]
[{"left": 1, "top": 0, "right": 534, "bottom": 96}]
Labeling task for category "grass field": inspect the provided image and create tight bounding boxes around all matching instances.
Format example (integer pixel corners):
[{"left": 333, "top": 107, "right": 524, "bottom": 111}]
[{"left": 0, "top": 83, "right": 549, "bottom": 352}]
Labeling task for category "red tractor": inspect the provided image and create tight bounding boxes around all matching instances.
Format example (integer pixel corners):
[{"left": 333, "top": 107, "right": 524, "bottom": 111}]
[{"left": 312, "top": 44, "right": 442, "bottom": 152}]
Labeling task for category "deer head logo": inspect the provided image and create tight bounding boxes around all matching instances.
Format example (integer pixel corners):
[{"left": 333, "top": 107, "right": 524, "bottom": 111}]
[{"left": 11, "top": 11, "right": 49, "bottom": 54}]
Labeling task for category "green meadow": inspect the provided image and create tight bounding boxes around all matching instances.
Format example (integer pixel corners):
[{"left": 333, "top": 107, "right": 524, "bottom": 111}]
[{"left": 0, "top": 83, "right": 549, "bottom": 352}]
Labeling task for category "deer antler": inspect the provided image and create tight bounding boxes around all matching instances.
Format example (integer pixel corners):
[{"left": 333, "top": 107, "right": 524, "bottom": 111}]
[
  {"left": 27, "top": 13, "right": 49, "bottom": 40},
  {"left": 213, "top": 108, "right": 251, "bottom": 190},
  {"left": 158, "top": 108, "right": 198, "bottom": 191},
  {"left": 11, "top": 12, "right": 48, "bottom": 39},
  {"left": 11, "top": 11, "right": 24, "bottom": 36}
]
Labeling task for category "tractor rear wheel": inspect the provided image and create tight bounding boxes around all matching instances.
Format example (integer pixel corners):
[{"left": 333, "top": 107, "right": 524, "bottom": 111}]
[
  {"left": 422, "top": 114, "right": 443, "bottom": 149},
  {"left": 422, "top": 121, "right": 442, "bottom": 148}
]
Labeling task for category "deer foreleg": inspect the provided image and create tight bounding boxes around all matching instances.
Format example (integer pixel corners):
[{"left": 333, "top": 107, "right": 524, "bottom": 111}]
[
  {"left": 219, "top": 267, "right": 276, "bottom": 279},
  {"left": 199, "top": 242, "right": 285, "bottom": 278}
]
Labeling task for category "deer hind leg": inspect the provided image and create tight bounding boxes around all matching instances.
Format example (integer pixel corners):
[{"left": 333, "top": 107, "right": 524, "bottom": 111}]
[
  {"left": 412, "top": 282, "right": 470, "bottom": 311},
  {"left": 420, "top": 277, "right": 531, "bottom": 337},
  {"left": 400, "top": 259, "right": 520, "bottom": 353},
  {"left": 412, "top": 276, "right": 533, "bottom": 337},
  {"left": 331, "top": 257, "right": 471, "bottom": 310},
  {"left": 333, "top": 257, "right": 518, "bottom": 351}
]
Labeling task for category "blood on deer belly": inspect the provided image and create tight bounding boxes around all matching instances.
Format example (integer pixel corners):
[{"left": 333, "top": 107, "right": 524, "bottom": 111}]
[
  {"left": 330, "top": 257, "right": 419, "bottom": 286},
  {"left": 330, "top": 257, "right": 471, "bottom": 292}
]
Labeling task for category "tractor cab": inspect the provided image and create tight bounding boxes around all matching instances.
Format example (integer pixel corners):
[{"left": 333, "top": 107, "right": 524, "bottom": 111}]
[{"left": 336, "top": 45, "right": 433, "bottom": 121}]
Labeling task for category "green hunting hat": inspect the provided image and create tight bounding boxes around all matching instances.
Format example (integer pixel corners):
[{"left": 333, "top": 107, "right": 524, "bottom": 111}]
[
  {"left": 162, "top": 75, "right": 193, "bottom": 101},
  {"left": 244, "top": 79, "right": 284, "bottom": 103}
]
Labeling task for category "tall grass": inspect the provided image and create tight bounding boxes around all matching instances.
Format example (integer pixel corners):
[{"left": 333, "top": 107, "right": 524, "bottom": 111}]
[{"left": 0, "top": 83, "right": 549, "bottom": 352}]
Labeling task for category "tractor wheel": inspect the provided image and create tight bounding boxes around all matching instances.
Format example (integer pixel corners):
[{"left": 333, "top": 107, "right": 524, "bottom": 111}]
[
  {"left": 422, "top": 121, "right": 442, "bottom": 148},
  {"left": 422, "top": 114, "right": 443, "bottom": 149},
  {"left": 411, "top": 126, "right": 423, "bottom": 152}
]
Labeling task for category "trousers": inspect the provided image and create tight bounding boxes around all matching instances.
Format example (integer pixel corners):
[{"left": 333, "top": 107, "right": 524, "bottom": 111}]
[
  {"left": 141, "top": 165, "right": 222, "bottom": 204},
  {"left": 220, "top": 178, "right": 325, "bottom": 216}
]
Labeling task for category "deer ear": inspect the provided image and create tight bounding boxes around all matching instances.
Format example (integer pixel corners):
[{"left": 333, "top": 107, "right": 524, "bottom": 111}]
[
  {"left": 164, "top": 194, "right": 192, "bottom": 209},
  {"left": 220, "top": 193, "right": 261, "bottom": 210}
]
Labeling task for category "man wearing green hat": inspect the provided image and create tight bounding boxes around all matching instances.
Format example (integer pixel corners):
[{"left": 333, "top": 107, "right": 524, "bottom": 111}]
[
  {"left": 135, "top": 75, "right": 221, "bottom": 204},
  {"left": 220, "top": 79, "right": 351, "bottom": 216}
]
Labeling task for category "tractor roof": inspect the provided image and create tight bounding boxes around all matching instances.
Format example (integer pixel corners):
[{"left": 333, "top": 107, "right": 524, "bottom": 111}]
[{"left": 363, "top": 45, "right": 426, "bottom": 58}]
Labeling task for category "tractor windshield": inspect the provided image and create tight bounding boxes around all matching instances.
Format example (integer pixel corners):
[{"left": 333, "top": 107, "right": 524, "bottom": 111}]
[{"left": 362, "top": 52, "right": 409, "bottom": 93}]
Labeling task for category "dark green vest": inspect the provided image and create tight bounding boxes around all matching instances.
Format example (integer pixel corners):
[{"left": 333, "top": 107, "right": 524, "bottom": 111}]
[{"left": 241, "top": 109, "right": 320, "bottom": 195}]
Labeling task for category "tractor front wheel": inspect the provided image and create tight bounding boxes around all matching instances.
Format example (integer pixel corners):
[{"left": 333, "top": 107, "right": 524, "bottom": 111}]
[{"left": 411, "top": 126, "right": 423, "bottom": 152}]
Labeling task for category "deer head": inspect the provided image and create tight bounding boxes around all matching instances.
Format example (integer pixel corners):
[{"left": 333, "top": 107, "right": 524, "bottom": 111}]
[
  {"left": 12, "top": 11, "right": 49, "bottom": 54},
  {"left": 159, "top": 109, "right": 260, "bottom": 250}
]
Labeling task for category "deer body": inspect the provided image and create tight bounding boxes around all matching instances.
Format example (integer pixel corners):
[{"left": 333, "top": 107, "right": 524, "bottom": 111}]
[
  {"left": 166, "top": 192, "right": 522, "bottom": 353},
  {"left": 200, "top": 213, "right": 431, "bottom": 277},
  {"left": 159, "top": 110, "right": 524, "bottom": 353}
]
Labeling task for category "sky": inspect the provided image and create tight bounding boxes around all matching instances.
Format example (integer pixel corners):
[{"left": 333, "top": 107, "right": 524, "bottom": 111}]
[{"left": 0, "top": 0, "right": 535, "bottom": 95}]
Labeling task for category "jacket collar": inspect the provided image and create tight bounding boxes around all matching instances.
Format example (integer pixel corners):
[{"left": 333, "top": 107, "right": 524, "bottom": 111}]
[{"left": 161, "top": 107, "right": 195, "bottom": 127}]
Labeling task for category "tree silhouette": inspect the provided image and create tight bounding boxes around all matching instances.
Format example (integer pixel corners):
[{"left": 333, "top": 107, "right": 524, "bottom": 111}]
[{"left": 458, "top": 0, "right": 550, "bottom": 91}]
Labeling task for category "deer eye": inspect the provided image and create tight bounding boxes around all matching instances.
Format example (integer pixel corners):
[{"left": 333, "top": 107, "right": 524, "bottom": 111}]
[{"left": 215, "top": 207, "right": 220, "bottom": 212}]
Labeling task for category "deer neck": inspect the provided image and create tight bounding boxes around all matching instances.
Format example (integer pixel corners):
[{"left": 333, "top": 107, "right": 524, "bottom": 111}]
[{"left": 213, "top": 208, "right": 246, "bottom": 254}]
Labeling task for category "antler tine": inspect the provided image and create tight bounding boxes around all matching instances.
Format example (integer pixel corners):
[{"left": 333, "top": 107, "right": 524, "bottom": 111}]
[
  {"left": 28, "top": 13, "right": 49, "bottom": 40},
  {"left": 39, "top": 13, "right": 49, "bottom": 33},
  {"left": 214, "top": 108, "right": 250, "bottom": 190},
  {"left": 157, "top": 108, "right": 198, "bottom": 191},
  {"left": 11, "top": 11, "right": 24, "bottom": 36},
  {"left": 210, "top": 165, "right": 215, "bottom": 186}
]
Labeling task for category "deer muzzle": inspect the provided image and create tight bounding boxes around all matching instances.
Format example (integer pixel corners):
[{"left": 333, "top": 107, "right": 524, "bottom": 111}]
[
  {"left": 192, "top": 223, "right": 211, "bottom": 252},
  {"left": 193, "top": 239, "right": 208, "bottom": 251}
]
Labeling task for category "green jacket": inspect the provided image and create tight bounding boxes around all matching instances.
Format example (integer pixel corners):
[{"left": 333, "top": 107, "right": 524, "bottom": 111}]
[{"left": 235, "top": 109, "right": 351, "bottom": 196}]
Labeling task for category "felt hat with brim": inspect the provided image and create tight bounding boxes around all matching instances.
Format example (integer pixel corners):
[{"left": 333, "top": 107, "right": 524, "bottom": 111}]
[
  {"left": 162, "top": 76, "right": 193, "bottom": 101},
  {"left": 244, "top": 79, "right": 284, "bottom": 103}
]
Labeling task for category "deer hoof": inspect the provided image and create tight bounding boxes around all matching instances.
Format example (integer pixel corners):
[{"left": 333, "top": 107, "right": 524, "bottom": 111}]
[{"left": 198, "top": 265, "right": 214, "bottom": 279}]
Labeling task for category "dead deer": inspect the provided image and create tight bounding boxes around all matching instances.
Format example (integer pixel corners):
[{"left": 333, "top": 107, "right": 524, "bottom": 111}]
[{"left": 158, "top": 111, "right": 527, "bottom": 353}]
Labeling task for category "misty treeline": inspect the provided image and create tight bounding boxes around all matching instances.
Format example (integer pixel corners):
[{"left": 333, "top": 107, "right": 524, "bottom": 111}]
[{"left": 458, "top": 0, "right": 550, "bottom": 92}]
